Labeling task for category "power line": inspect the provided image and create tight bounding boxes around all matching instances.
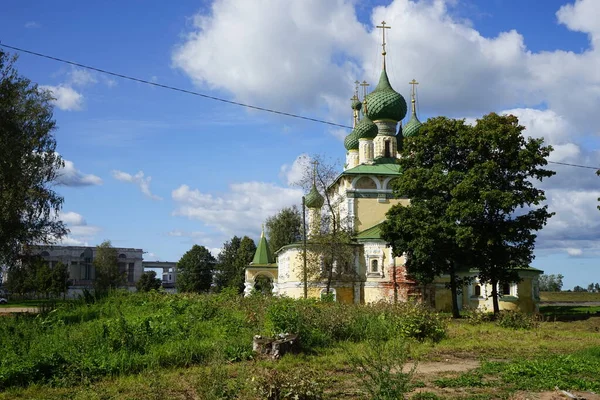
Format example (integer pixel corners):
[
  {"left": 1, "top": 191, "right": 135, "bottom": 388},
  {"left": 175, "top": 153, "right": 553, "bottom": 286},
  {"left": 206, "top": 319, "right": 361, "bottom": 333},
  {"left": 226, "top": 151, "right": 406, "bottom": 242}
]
[
  {"left": 2, "top": 43, "right": 600, "bottom": 172},
  {"left": 0, "top": 42, "right": 354, "bottom": 130}
]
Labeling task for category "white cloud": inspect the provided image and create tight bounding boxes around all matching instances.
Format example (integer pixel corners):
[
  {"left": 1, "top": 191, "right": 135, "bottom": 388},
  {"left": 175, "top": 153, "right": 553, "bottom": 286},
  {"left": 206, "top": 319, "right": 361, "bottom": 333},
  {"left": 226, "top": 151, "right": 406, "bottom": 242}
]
[
  {"left": 55, "top": 211, "right": 101, "bottom": 246},
  {"left": 68, "top": 68, "right": 98, "bottom": 87},
  {"left": 173, "top": 0, "right": 600, "bottom": 133},
  {"left": 279, "top": 154, "right": 310, "bottom": 186},
  {"left": 112, "top": 170, "right": 162, "bottom": 200},
  {"left": 172, "top": 182, "right": 302, "bottom": 237},
  {"left": 40, "top": 85, "right": 83, "bottom": 111},
  {"left": 566, "top": 248, "right": 583, "bottom": 257},
  {"left": 56, "top": 156, "right": 103, "bottom": 187},
  {"left": 24, "top": 21, "right": 40, "bottom": 29}
]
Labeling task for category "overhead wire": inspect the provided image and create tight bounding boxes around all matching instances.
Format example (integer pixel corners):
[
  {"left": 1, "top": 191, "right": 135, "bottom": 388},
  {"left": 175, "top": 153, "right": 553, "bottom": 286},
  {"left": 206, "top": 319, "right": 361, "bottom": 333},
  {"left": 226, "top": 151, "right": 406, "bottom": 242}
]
[{"left": 1, "top": 42, "right": 599, "bottom": 172}]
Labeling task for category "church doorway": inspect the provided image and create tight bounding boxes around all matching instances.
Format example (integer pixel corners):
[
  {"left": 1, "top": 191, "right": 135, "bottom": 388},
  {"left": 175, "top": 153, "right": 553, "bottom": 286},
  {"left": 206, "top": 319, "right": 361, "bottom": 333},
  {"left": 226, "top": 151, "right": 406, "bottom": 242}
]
[{"left": 254, "top": 275, "right": 273, "bottom": 295}]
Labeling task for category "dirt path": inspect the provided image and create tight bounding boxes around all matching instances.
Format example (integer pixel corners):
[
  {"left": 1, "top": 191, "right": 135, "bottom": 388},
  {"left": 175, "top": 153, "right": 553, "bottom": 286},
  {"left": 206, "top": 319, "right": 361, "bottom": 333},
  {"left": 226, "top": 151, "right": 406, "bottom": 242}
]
[{"left": 0, "top": 307, "right": 38, "bottom": 314}]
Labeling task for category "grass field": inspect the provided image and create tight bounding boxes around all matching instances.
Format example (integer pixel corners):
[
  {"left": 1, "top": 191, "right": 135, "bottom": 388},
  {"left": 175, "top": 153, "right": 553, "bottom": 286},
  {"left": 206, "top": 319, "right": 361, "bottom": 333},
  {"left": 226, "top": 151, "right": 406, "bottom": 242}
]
[
  {"left": 540, "top": 291, "right": 600, "bottom": 302},
  {"left": 0, "top": 292, "right": 599, "bottom": 399}
]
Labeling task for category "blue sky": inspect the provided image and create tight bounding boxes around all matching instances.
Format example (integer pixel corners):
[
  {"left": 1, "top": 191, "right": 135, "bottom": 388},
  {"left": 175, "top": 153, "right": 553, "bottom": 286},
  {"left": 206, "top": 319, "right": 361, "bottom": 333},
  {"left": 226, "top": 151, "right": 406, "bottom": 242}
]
[{"left": 1, "top": 0, "right": 599, "bottom": 290}]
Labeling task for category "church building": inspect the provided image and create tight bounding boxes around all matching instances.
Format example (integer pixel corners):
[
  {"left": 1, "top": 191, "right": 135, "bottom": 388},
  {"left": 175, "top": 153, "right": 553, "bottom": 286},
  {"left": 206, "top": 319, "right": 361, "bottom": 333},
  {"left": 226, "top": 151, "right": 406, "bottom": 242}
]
[{"left": 244, "top": 22, "right": 542, "bottom": 313}]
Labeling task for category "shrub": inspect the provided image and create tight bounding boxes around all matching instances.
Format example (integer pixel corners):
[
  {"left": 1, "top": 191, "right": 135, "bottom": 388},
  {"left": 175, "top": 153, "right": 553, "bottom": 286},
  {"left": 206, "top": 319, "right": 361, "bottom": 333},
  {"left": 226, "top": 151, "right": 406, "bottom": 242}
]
[
  {"left": 251, "top": 368, "right": 324, "bottom": 400},
  {"left": 496, "top": 311, "right": 540, "bottom": 330},
  {"left": 346, "top": 338, "right": 415, "bottom": 400}
]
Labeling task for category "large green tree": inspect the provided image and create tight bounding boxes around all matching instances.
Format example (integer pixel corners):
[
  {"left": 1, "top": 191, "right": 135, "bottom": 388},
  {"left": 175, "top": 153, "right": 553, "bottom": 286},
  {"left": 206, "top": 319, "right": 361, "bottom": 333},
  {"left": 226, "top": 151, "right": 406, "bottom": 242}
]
[
  {"left": 383, "top": 114, "right": 554, "bottom": 316},
  {"left": 214, "top": 236, "right": 256, "bottom": 293},
  {"left": 176, "top": 245, "right": 215, "bottom": 293},
  {"left": 0, "top": 50, "right": 67, "bottom": 267},
  {"left": 460, "top": 113, "right": 554, "bottom": 314},
  {"left": 265, "top": 206, "right": 302, "bottom": 254},
  {"left": 382, "top": 117, "right": 474, "bottom": 318},
  {"left": 93, "top": 240, "right": 124, "bottom": 293}
]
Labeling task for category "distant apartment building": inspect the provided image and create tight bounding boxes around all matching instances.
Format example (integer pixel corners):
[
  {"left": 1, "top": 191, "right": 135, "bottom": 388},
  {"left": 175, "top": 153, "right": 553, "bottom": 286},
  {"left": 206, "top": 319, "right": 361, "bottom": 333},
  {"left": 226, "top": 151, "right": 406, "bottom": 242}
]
[
  {"left": 31, "top": 245, "right": 144, "bottom": 288},
  {"left": 142, "top": 261, "right": 177, "bottom": 288}
]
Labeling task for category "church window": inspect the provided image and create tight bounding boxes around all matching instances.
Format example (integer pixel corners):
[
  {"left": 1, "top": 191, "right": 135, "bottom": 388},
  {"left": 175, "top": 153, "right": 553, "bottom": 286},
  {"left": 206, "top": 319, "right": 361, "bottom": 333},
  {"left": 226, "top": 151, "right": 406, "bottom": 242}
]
[
  {"left": 371, "top": 259, "right": 379, "bottom": 273},
  {"left": 41, "top": 251, "right": 50, "bottom": 257},
  {"left": 501, "top": 283, "right": 511, "bottom": 296},
  {"left": 474, "top": 285, "right": 481, "bottom": 297},
  {"left": 119, "top": 253, "right": 127, "bottom": 259},
  {"left": 384, "top": 140, "right": 391, "bottom": 158}
]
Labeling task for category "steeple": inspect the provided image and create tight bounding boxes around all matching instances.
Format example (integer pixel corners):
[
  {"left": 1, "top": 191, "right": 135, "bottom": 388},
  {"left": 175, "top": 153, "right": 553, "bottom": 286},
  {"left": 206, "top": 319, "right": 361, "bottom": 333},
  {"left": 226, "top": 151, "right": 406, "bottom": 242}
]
[
  {"left": 403, "top": 78, "right": 423, "bottom": 138},
  {"left": 376, "top": 21, "right": 391, "bottom": 70},
  {"left": 251, "top": 227, "right": 275, "bottom": 265}
]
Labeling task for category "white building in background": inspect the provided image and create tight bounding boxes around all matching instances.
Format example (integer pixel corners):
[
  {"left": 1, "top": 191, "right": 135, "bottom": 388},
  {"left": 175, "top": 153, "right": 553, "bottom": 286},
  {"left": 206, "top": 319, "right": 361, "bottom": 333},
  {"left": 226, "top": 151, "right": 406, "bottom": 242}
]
[
  {"left": 31, "top": 245, "right": 144, "bottom": 290},
  {"left": 142, "top": 261, "right": 177, "bottom": 289}
]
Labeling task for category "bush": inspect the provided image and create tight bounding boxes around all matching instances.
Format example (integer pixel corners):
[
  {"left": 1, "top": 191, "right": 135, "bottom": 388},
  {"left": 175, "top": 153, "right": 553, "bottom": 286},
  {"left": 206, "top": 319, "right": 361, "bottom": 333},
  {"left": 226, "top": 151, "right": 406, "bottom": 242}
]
[
  {"left": 346, "top": 338, "right": 415, "bottom": 400},
  {"left": 496, "top": 311, "right": 540, "bottom": 330}
]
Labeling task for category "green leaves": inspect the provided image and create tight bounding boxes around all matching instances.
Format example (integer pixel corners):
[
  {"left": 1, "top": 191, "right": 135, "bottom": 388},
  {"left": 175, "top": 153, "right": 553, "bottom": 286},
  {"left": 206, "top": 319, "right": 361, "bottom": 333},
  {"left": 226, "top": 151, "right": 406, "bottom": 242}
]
[{"left": 384, "top": 113, "right": 554, "bottom": 314}]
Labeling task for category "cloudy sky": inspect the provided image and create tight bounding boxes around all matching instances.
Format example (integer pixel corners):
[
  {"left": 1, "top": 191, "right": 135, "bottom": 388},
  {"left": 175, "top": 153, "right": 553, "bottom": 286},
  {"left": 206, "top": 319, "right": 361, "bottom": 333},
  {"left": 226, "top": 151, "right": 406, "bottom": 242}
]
[{"left": 1, "top": 0, "right": 599, "bottom": 289}]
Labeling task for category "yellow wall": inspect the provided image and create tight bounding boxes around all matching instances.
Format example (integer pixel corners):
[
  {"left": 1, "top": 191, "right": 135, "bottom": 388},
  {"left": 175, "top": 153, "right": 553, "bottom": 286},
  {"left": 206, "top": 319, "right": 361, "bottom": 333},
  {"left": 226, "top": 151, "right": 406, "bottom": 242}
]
[{"left": 355, "top": 198, "right": 409, "bottom": 231}]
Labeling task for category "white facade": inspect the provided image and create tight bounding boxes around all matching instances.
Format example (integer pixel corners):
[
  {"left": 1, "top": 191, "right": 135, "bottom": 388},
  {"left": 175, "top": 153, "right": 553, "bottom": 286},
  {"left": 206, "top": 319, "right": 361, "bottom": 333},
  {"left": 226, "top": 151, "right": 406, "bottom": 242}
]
[{"left": 31, "top": 245, "right": 144, "bottom": 288}]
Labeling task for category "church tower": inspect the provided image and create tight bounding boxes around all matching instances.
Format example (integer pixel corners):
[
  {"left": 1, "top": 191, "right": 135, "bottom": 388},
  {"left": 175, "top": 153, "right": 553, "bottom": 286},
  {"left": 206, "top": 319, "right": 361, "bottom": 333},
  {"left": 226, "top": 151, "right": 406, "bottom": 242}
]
[
  {"left": 364, "top": 21, "right": 407, "bottom": 160},
  {"left": 403, "top": 79, "right": 423, "bottom": 138},
  {"left": 304, "top": 163, "right": 325, "bottom": 237}
]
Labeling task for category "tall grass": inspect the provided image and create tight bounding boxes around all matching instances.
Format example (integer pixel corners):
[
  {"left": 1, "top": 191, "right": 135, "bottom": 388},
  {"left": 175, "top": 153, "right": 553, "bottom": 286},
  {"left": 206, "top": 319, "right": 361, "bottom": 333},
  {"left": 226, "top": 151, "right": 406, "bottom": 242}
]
[{"left": 0, "top": 291, "right": 446, "bottom": 389}]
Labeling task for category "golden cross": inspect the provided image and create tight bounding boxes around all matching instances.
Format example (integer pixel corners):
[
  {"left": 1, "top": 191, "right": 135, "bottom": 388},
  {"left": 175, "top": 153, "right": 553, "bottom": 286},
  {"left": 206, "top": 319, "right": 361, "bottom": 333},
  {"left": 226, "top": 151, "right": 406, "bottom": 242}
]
[
  {"left": 311, "top": 160, "right": 319, "bottom": 185},
  {"left": 409, "top": 79, "right": 419, "bottom": 99},
  {"left": 409, "top": 78, "right": 419, "bottom": 114},
  {"left": 360, "top": 81, "right": 370, "bottom": 99},
  {"left": 376, "top": 21, "right": 391, "bottom": 56},
  {"left": 354, "top": 80, "right": 360, "bottom": 96}
]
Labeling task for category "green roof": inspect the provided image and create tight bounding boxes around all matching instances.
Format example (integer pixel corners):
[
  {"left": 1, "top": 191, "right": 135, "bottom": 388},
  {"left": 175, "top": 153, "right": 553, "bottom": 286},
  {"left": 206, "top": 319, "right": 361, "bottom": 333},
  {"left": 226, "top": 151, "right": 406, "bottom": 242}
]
[
  {"left": 305, "top": 184, "right": 325, "bottom": 208},
  {"left": 355, "top": 222, "right": 385, "bottom": 240},
  {"left": 354, "top": 116, "right": 378, "bottom": 140},
  {"left": 251, "top": 233, "right": 275, "bottom": 265},
  {"left": 403, "top": 112, "right": 422, "bottom": 138},
  {"left": 344, "top": 130, "right": 359, "bottom": 150},
  {"left": 365, "top": 69, "right": 407, "bottom": 122}
]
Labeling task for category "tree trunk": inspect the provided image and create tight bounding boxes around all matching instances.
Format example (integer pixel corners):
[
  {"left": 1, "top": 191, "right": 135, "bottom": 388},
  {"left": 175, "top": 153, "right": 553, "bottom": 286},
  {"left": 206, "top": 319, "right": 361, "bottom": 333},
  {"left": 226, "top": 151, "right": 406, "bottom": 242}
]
[
  {"left": 491, "top": 278, "right": 500, "bottom": 315},
  {"left": 449, "top": 263, "right": 460, "bottom": 319}
]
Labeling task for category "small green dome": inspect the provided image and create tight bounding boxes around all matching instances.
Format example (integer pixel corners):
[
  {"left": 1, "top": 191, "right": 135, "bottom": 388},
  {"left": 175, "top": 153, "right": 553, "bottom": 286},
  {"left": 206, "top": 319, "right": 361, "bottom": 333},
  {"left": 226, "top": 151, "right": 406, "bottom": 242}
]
[
  {"left": 305, "top": 184, "right": 324, "bottom": 209},
  {"left": 354, "top": 116, "right": 378, "bottom": 140},
  {"left": 403, "top": 113, "right": 422, "bottom": 137},
  {"left": 344, "top": 130, "right": 359, "bottom": 150},
  {"left": 365, "top": 69, "right": 407, "bottom": 122},
  {"left": 351, "top": 97, "right": 362, "bottom": 111}
]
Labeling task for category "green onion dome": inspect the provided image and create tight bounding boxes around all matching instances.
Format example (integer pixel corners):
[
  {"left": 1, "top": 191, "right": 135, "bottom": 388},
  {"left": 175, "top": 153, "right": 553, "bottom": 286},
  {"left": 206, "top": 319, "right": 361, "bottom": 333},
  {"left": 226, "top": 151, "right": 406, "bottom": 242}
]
[
  {"left": 365, "top": 69, "right": 407, "bottom": 122},
  {"left": 354, "top": 116, "right": 378, "bottom": 140},
  {"left": 351, "top": 97, "right": 362, "bottom": 111},
  {"left": 344, "top": 130, "right": 359, "bottom": 150},
  {"left": 305, "top": 184, "right": 325, "bottom": 209},
  {"left": 403, "top": 110, "right": 422, "bottom": 138}
]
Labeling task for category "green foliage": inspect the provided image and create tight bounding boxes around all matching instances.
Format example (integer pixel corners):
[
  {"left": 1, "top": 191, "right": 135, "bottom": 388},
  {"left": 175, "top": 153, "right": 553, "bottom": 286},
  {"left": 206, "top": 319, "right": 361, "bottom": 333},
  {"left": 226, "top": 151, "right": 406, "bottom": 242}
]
[
  {"left": 346, "top": 338, "right": 415, "bottom": 400},
  {"left": 214, "top": 236, "right": 256, "bottom": 293},
  {"left": 538, "top": 273, "right": 564, "bottom": 292},
  {"left": 93, "top": 240, "right": 124, "bottom": 294},
  {"left": 411, "top": 392, "right": 442, "bottom": 400},
  {"left": 384, "top": 113, "right": 555, "bottom": 315},
  {"left": 0, "top": 292, "right": 448, "bottom": 390},
  {"left": 176, "top": 245, "right": 216, "bottom": 293},
  {"left": 265, "top": 298, "right": 446, "bottom": 349},
  {"left": 136, "top": 271, "right": 162, "bottom": 292},
  {"left": 265, "top": 205, "right": 303, "bottom": 254},
  {"left": 435, "top": 347, "right": 600, "bottom": 392},
  {"left": 0, "top": 50, "right": 68, "bottom": 267},
  {"left": 5, "top": 258, "right": 70, "bottom": 298},
  {"left": 251, "top": 369, "right": 324, "bottom": 400},
  {"left": 495, "top": 311, "right": 540, "bottom": 330}
]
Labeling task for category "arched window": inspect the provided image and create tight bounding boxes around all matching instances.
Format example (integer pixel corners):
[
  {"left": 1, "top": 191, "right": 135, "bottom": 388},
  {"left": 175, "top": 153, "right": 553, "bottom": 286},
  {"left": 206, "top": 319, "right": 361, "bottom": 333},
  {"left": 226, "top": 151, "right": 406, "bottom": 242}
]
[
  {"left": 371, "top": 259, "right": 379, "bottom": 273},
  {"left": 384, "top": 140, "right": 391, "bottom": 158},
  {"left": 474, "top": 285, "right": 481, "bottom": 297},
  {"left": 118, "top": 253, "right": 127, "bottom": 259},
  {"left": 40, "top": 251, "right": 50, "bottom": 257}
]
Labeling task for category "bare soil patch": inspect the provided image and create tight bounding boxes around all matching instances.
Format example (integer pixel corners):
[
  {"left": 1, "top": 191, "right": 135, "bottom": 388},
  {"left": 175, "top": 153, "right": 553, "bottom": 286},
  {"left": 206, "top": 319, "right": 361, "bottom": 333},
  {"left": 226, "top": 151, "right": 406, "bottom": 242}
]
[{"left": 0, "top": 307, "right": 38, "bottom": 314}]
